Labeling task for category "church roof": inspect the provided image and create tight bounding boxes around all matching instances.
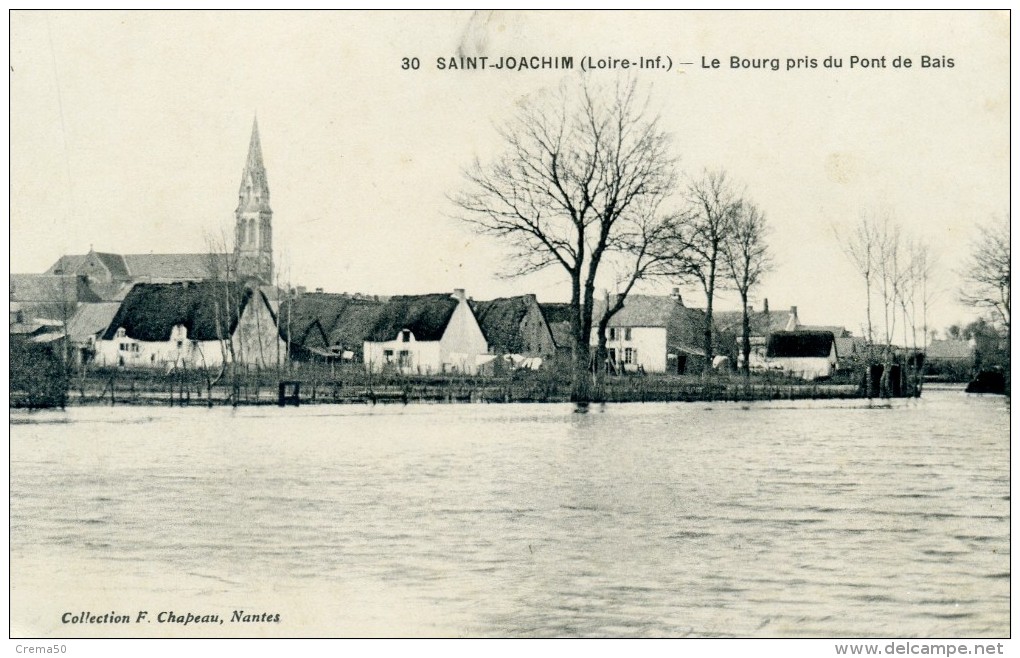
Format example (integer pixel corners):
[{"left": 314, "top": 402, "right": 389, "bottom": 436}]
[
  {"left": 122, "top": 253, "right": 224, "bottom": 280},
  {"left": 46, "top": 252, "right": 226, "bottom": 282}
]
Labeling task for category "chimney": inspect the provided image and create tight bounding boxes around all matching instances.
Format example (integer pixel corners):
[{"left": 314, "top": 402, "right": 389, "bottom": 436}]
[
  {"left": 295, "top": 286, "right": 306, "bottom": 296},
  {"left": 763, "top": 298, "right": 769, "bottom": 314},
  {"left": 453, "top": 288, "right": 466, "bottom": 301},
  {"left": 315, "top": 287, "right": 324, "bottom": 294},
  {"left": 790, "top": 305, "right": 797, "bottom": 317},
  {"left": 671, "top": 287, "right": 682, "bottom": 305}
]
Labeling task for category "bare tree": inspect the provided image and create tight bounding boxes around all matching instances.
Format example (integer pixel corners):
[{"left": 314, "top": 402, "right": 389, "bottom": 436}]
[
  {"left": 593, "top": 195, "right": 685, "bottom": 374},
  {"left": 666, "top": 169, "right": 741, "bottom": 372},
  {"left": 452, "top": 77, "right": 678, "bottom": 401},
  {"left": 961, "top": 214, "right": 1010, "bottom": 341},
  {"left": 837, "top": 212, "right": 877, "bottom": 351},
  {"left": 723, "top": 200, "right": 772, "bottom": 375}
]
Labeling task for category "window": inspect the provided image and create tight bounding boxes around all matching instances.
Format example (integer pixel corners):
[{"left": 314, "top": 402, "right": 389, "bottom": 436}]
[
  {"left": 383, "top": 349, "right": 394, "bottom": 362},
  {"left": 609, "top": 328, "right": 617, "bottom": 340},
  {"left": 624, "top": 347, "right": 636, "bottom": 364},
  {"left": 116, "top": 328, "right": 126, "bottom": 338},
  {"left": 176, "top": 340, "right": 184, "bottom": 349},
  {"left": 119, "top": 342, "right": 129, "bottom": 352},
  {"left": 624, "top": 328, "right": 632, "bottom": 341},
  {"left": 131, "top": 344, "right": 139, "bottom": 353},
  {"left": 401, "top": 330, "right": 411, "bottom": 343},
  {"left": 399, "top": 350, "right": 411, "bottom": 367},
  {"left": 608, "top": 348, "right": 617, "bottom": 364}
]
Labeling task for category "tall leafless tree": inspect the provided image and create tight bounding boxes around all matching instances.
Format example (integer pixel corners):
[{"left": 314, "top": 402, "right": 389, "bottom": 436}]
[
  {"left": 666, "top": 169, "right": 741, "bottom": 372},
  {"left": 961, "top": 214, "right": 1010, "bottom": 341},
  {"left": 723, "top": 200, "right": 773, "bottom": 375},
  {"left": 452, "top": 78, "right": 679, "bottom": 401}
]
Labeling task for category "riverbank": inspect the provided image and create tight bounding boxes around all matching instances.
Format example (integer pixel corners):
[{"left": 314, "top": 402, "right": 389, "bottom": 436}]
[{"left": 11, "top": 365, "right": 887, "bottom": 408}]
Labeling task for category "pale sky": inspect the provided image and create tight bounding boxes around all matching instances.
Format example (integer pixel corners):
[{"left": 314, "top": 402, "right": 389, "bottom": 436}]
[{"left": 9, "top": 10, "right": 1009, "bottom": 338}]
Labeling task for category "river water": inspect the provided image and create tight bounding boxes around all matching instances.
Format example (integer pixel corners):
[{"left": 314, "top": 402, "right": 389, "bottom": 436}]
[{"left": 9, "top": 387, "right": 1009, "bottom": 638}]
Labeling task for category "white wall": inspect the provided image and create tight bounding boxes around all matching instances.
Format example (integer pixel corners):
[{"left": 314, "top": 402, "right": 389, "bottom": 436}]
[
  {"left": 364, "top": 294, "right": 489, "bottom": 375},
  {"left": 440, "top": 297, "right": 489, "bottom": 372},
  {"left": 364, "top": 334, "right": 442, "bottom": 375},
  {"left": 95, "top": 295, "right": 285, "bottom": 370},
  {"left": 596, "top": 327, "right": 668, "bottom": 373},
  {"left": 766, "top": 349, "right": 836, "bottom": 380}
]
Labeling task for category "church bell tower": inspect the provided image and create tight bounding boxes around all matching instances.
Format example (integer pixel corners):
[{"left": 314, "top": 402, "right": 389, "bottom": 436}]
[{"left": 234, "top": 117, "right": 273, "bottom": 284}]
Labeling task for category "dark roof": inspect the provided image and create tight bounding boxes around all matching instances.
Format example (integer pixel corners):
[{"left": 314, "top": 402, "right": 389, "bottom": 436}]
[
  {"left": 278, "top": 293, "right": 388, "bottom": 350},
  {"left": 365, "top": 293, "right": 460, "bottom": 342},
  {"left": 766, "top": 331, "right": 835, "bottom": 358},
  {"left": 538, "top": 302, "right": 574, "bottom": 325},
  {"left": 798, "top": 324, "right": 850, "bottom": 337},
  {"left": 470, "top": 295, "right": 538, "bottom": 354},
  {"left": 100, "top": 281, "right": 259, "bottom": 342},
  {"left": 327, "top": 298, "right": 388, "bottom": 348},
  {"left": 279, "top": 293, "right": 350, "bottom": 345}
]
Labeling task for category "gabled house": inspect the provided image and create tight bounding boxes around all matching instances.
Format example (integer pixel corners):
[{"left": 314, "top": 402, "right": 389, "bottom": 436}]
[
  {"left": 765, "top": 330, "right": 837, "bottom": 380},
  {"left": 10, "top": 273, "right": 103, "bottom": 323},
  {"left": 715, "top": 299, "right": 801, "bottom": 370},
  {"left": 65, "top": 302, "right": 123, "bottom": 366},
  {"left": 95, "top": 281, "right": 284, "bottom": 369},
  {"left": 471, "top": 294, "right": 557, "bottom": 360},
  {"left": 592, "top": 292, "right": 708, "bottom": 374},
  {"left": 278, "top": 292, "right": 387, "bottom": 362},
  {"left": 538, "top": 302, "right": 575, "bottom": 357},
  {"left": 47, "top": 249, "right": 229, "bottom": 300},
  {"left": 925, "top": 338, "right": 975, "bottom": 380},
  {"left": 363, "top": 289, "right": 488, "bottom": 375}
]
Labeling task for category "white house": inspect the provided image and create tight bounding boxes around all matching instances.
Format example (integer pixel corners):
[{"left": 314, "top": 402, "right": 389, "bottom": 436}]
[
  {"left": 592, "top": 292, "right": 708, "bottom": 374},
  {"left": 764, "top": 330, "right": 838, "bottom": 380},
  {"left": 714, "top": 299, "right": 800, "bottom": 371},
  {"left": 95, "top": 281, "right": 285, "bottom": 369},
  {"left": 363, "top": 289, "right": 488, "bottom": 375}
]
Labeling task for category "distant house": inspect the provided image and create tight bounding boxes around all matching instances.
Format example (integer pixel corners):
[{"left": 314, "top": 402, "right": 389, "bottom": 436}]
[
  {"left": 10, "top": 273, "right": 103, "bottom": 323},
  {"left": 363, "top": 289, "right": 488, "bottom": 375},
  {"left": 65, "top": 302, "right": 123, "bottom": 366},
  {"left": 47, "top": 249, "right": 228, "bottom": 300},
  {"left": 925, "top": 338, "right": 975, "bottom": 380},
  {"left": 471, "top": 295, "right": 557, "bottom": 360},
  {"left": 538, "top": 302, "right": 575, "bottom": 357},
  {"left": 95, "top": 281, "right": 284, "bottom": 369},
  {"left": 279, "top": 292, "right": 387, "bottom": 362},
  {"left": 592, "top": 292, "right": 708, "bottom": 374},
  {"left": 926, "top": 338, "right": 975, "bottom": 363},
  {"left": 765, "top": 330, "right": 837, "bottom": 380},
  {"left": 715, "top": 299, "right": 801, "bottom": 370}
]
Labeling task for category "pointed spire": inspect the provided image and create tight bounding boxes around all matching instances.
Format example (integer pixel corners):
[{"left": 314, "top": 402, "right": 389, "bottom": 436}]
[
  {"left": 238, "top": 114, "right": 271, "bottom": 212},
  {"left": 246, "top": 116, "right": 265, "bottom": 172}
]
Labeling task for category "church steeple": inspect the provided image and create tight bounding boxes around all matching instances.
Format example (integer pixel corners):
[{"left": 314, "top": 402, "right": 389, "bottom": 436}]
[{"left": 234, "top": 116, "right": 273, "bottom": 283}]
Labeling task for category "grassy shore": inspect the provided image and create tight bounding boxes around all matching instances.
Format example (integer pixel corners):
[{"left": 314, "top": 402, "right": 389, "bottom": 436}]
[{"left": 10, "top": 363, "right": 884, "bottom": 409}]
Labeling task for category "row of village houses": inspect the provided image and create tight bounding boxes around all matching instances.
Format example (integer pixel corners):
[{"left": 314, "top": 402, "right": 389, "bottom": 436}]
[
  {"left": 11, "top": 249, "right": 889, "bottom": 381},
  {"left": 11, "top": 250, "right": 978, "bottom": 380}
]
